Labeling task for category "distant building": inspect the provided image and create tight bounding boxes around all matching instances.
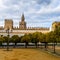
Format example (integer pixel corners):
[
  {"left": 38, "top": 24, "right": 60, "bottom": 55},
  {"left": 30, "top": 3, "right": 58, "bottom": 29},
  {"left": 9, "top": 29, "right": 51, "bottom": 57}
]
[
  {"left": 4, "top": 19, "right": 13, "bottom": 30},
  {"left": 52, "top": 21, "right": 60, "bottom": 31},
  {"left": 19, "top": 14, "right": 26, "bottom": 30},
  {"left": 0, "top": 14, "right": 51, "bottom": 36}
]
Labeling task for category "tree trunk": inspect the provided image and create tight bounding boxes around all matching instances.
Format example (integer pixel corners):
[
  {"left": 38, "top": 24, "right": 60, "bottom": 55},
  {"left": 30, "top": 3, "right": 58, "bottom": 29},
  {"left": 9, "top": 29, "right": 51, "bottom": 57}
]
[
  {"left": 35, "top": 42, "right": 37, "bottom": 48},
  {"left": 25, "top": 42, "right": 28, "bottom": 48},
  {"left": 40, "top": 43, "right": 42, "bottom": 49},
  {"left": 45, "top": 42, "right": 48, "bottom": 50},
  {"left": 7, "top": 41, "right": 9, "bottom": 51},
  {"left": 0, "top": 42, "right": 2, "bottom": 46},
  {"left": 53, "top": 42, "right": 56, "bottom": 53},
  {"left": 14, "top": 42, "right": 16, "bottom": 48}
]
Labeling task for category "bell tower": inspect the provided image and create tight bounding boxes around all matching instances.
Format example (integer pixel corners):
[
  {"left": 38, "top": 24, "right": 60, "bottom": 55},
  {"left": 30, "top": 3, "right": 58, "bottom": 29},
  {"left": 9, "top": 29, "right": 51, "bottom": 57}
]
[
  {"left": 19, "top": 14, "right": 26, "bottom": 30},
  {"left": 4, "top": 19, "right": 13, "bottom": 30}
]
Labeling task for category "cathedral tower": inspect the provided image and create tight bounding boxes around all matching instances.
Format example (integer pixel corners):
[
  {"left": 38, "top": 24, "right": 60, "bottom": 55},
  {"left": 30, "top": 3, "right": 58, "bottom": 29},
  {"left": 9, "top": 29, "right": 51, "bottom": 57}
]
[
  {"left": 4, "top": 19, "right": 13, "bottom": 30},
  {"left": 19, "top": 14, "right": 26, "bottom": 30}
]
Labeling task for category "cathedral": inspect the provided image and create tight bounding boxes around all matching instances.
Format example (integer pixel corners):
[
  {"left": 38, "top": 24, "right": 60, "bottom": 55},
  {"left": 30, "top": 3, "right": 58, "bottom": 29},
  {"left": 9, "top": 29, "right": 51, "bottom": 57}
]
[
  {"left": 1, "top": 14, "right": 49, "bottom": 31},
  {"left": 0, "top": 14, "right": 59, "bottom": 36},
  {"left": 4, "top": 14, "right": 26, "bottom": 30}
]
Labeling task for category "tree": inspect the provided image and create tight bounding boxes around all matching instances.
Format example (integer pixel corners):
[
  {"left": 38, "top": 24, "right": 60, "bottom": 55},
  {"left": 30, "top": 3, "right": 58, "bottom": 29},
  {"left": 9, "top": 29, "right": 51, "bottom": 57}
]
[
  {"left": 11, "top": 35, "right": 19, "bottom": 47},
  {"left": 21, "top": 34, "right": 30, "bottom": 48},
  {"left": 54, "top": 27, "right": 60, "bottom": 43},
  {"left": 52, "top": 27, "right": 60, "bottom": 53},
  {"left": 47, "top": 31, "right": 57, "bottom": 53},
  {"left": 40, "top": 33, "right": 48, "bottom": 50},
  {"left": 18, "top": 36, "right": 22, "bottom": 43},
  {"left": 0, "top": 37, "right": 5, "bottom": 46},
  {"left": 31, "top": 32, "right": 40, "bottom": 48},
  {"left": 3, "top": 36, "right": 9, "bottom": 43}
]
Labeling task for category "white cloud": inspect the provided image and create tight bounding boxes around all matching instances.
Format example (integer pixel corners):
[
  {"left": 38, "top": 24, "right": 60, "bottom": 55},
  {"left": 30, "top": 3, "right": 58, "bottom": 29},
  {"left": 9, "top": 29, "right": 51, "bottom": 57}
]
[
  {"left": 0, "top": 0, "right": 60, "bottom": 27},
  {"left": 37, "top": 0, "right": 60, "bottom": 14},
  {"left": 0, "top": 0, "right": 7, "bottom": 10}
]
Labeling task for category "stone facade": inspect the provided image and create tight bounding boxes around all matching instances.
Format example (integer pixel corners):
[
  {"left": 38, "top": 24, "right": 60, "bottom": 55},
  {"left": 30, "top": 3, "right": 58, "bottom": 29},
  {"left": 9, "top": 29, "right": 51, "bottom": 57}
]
[
  {"left": 4, "top": 14, "right": 26, "bottom": 30},
  {"left": 0, "top": 14, "right": 50, "bottom": 31},
  {"left": 19, "top": 14, "right": 26, "bottom": 29},
  {"left": 0, "top": 14, "right": 60, "bottom": 36},
  {"left": 52, "top": 21, "right": 60, "bottom": 31},
  {"left": 4, "top": 19, "right": 13, "bottom": 30},
  {"left": 0, "top": 14, "right": 51, "bottom": 36}
]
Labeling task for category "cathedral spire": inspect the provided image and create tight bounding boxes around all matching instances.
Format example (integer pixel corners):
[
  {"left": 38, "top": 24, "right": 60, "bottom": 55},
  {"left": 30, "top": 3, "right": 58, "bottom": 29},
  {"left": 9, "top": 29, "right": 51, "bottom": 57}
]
[
  {"left": 19, "top": 13, "right": 26, "bottom": 30},
  {"left": 21, "top": 13, "right": 25, "bottom": 21}
]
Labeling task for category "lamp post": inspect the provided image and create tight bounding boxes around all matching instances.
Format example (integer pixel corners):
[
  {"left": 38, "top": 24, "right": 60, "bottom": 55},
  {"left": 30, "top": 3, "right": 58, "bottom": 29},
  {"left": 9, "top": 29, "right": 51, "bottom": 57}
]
[{"left": 6, "top": 28, "right": 12, "bottom": 51}]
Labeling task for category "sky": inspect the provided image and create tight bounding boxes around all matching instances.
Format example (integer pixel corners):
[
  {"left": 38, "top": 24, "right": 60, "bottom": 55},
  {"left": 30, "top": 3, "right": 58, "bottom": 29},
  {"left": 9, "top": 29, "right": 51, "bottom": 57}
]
[{"left": 0, "top": 0, "right": 60, "bottom": 28}]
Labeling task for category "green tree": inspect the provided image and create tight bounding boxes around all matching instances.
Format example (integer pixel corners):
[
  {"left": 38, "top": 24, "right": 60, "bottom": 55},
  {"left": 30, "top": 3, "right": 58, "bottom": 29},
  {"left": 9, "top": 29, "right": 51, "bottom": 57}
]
[
  {"left": 47, "top": 31, "right": 57, "bottom": 53},
  {"left": 19, "top": 36, "right": 22, "bottom": 43},
  {"left": 3, "top": 36, "right": 9, "bottom": 42},
  {"left": 31, "top": 32, "right": 40, "bottom": 48},
  {"left": 0, "top": 37, "right": 5, "bottom": 46},
  {"left": 40, "top": 33, "right": 48, "bottom": 50},
  {"left": 52, "top": 27, "right": 60, "bottom": 53},
  {"left": 54, "top": 27, "right": 60, "bottom": 43},
  {"left": 21, "top": 34, "right": 30, "bottom": 48},
  {"left": 11, "top": 35, "right": 19, "bottom": 47}
]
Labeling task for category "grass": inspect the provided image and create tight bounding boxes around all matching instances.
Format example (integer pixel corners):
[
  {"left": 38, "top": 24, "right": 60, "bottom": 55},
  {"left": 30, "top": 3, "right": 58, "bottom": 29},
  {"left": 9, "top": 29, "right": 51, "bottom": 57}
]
[{"left": 0, "top": 48, "right": 60, "bottom": 60}]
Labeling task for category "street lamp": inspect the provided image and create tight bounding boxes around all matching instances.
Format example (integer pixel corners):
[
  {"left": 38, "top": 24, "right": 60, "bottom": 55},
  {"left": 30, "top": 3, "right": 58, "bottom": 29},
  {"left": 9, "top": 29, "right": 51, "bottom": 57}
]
[{"left": 6, "top": 28, "right": 12, "bottom": 51}]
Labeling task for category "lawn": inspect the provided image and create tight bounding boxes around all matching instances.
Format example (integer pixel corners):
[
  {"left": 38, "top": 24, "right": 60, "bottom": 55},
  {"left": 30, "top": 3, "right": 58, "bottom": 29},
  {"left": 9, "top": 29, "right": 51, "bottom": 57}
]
[{"left": 0, "top": 48, "right": 60, "bottom": 60}]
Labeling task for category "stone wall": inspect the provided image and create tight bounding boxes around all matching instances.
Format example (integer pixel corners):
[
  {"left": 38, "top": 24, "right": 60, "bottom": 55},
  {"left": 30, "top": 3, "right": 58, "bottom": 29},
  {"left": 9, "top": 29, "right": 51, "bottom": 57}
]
[{"left": 4, "top": 19, "right": 13, "bottom": 30}]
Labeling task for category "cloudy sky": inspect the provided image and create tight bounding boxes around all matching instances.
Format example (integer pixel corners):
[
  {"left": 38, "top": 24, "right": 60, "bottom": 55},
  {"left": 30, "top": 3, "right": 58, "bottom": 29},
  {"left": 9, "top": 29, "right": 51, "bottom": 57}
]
[{"left": 0, "top": 0, "right": 60, "bottom": 28}]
